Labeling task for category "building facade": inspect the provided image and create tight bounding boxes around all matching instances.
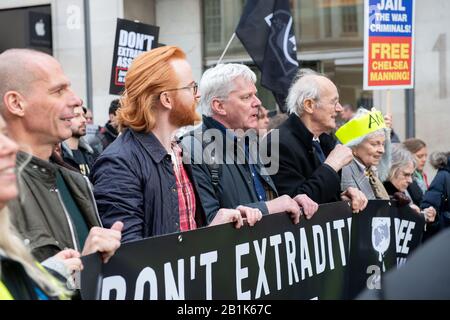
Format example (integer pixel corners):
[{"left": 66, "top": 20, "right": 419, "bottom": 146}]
[{"left": 1, "top": 0, "right": 449, "bottom": 178}]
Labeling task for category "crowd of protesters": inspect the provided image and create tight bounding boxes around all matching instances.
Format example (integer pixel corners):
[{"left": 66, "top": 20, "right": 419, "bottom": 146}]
[{"left": 0, "top": 46, "right": 448, "bottom": 299}]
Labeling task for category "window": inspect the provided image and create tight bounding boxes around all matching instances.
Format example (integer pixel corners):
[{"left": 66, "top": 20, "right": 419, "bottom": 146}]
[
  {"left": 342, "top": 5, "right": 358, "bottom": 35},
  {"left": 204, "top": 0, "right": 221, "bottom": 47}
]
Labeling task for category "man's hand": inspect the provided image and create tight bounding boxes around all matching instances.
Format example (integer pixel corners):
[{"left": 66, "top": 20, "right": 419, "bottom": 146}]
[
  {"left": 210, "top": 208, "right": 244, "bottom": 229},
  {"left": 293, "top": 194, "right": 318, "bottom": 219},
  {"left": 341, "top": 187, "right": 368, "bottom": 213},
  {"left": 81, "top": 221, "right": 123, "bottom": 263},
  {"left": 422, "top": 206, "right": 436, "bottom": 223},
  {"left": 266, "top": 195, "right": 301, "bottom": 224},
  {"left": 53, "top": 248, "right": 83, "bottom": 274},
  {"left": 324, "top": 144, "right": 353, "bottom": 172},
  {"left": 236, "top": 206, "right": 263, "bottom": 226}
]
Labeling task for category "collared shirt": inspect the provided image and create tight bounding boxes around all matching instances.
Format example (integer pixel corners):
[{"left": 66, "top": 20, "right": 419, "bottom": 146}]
[{"left": 170, "top": 142, "right": 197, "bottom": 231}]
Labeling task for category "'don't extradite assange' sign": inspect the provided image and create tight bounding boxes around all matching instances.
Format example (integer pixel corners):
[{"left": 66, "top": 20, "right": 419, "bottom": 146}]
[{"left": 109, "top": 18, "right": 159, "bottom": 95}]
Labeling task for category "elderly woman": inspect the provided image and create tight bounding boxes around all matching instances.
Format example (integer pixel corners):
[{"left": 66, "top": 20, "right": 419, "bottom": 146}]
[
  {"left": 337, "top": 108, "right": 391, "bottom": 200},
  {"left": 384, "top": 144, "right": 436, "bottom": 223}
]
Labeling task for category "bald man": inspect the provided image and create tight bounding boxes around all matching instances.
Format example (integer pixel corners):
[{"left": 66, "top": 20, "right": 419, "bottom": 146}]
[{"left": 0, "top": 48, "right": 122, "bottom": 263}]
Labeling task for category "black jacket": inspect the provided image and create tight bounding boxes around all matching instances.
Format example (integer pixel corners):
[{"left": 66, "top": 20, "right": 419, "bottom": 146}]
[
  {"left": 99, "top": 122, "right": 118, "bottom": 150},
  {"left": 181, "top": 116, "right": 278, "bottom": 223},
  {"left": 61, "top": 138, "right": 98, "bottom": 176},
  {"left": 91, "top": 128, "right": 206, "bottom": 243},
  {"left": 266, "top": 113, "right": 340, "bottom": 204}
]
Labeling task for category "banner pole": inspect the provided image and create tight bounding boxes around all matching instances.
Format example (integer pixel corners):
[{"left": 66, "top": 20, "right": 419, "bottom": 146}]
[{"left": 217, "top": 33, "right": 236, "bottom": 65}]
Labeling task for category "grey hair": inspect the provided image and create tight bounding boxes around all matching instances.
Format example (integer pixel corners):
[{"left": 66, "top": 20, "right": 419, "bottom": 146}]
[
  {"left": 286, "top": 68, "right": 327, "bottom": 116},
  {"left": 388, "top": 143, "right": 417, "bottom": 181},
  {"left": 199, "top": 63, "right": 257, "bottom": 116},
  {"left": 345, "top": 108, "right": 391, "bottom": 181},
  {"left": 430, "top": 151, "right": 450, "bottom": 170}
]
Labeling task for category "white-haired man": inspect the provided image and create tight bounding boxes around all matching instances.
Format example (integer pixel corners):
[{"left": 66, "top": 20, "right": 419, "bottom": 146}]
[
  {"left": 182, "top": 64, "right": 318, "bottom": 224},
  {"left": 266, "top": 69, "right": 368, "bottom": 212}
]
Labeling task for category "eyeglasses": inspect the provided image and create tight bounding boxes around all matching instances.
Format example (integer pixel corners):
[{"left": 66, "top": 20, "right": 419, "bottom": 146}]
[{"left": 161, "top": 82, "right": 198, "bottom": 96}]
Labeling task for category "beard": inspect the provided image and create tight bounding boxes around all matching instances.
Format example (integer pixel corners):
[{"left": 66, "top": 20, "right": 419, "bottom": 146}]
[
  {"left": 72, "top": 126, "right": 86, "bottom": 138},
  {"left": 169, "top": 98, "right": 201, "bottom": 128}
]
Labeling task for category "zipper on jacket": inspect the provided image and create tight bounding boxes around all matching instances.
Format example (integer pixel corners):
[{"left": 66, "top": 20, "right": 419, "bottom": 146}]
[
  {"left": 82, "top": 176, "right": 103, "bottom": 228},
  {"left": 55, "top": 189, "right": 80, "bottom": 252}
]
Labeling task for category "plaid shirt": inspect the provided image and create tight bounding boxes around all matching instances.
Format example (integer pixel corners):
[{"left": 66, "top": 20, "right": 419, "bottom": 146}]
[{"left": 170, "top": 142, "right": 197, "bottom": 231}]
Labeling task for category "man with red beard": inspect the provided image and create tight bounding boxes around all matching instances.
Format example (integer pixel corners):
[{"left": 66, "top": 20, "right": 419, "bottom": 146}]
[{"left": 91, "top": 46, "right": 263, "bottom": 242}]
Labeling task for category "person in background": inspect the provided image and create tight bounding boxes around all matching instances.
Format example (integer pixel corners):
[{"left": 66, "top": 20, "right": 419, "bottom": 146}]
[
  {"left": 84, "top": 108, "right": 94, "bottom": 124},
  {"left": 98, "top": 99, "right": 120, "bottom": 150},
  {"left": 403, "top": 138, "right": 429, "bottom": 206},
  {"left": 338, "top": 108, "right": 390, "bottom": 200},
  {"left": 340, "top": 103, "right": 356, "bottom": 123},
  {"left": 383, "top": 113, "right": 401, "bottom": 143},
  {"left": 256, "top": 105, "right": 270, "bottom": 136},
  {"left": 61, "top": 105, "right": 98, "bottom": 176},
  {"left": 267, "top": 112, "right": 288, "bottom": 131},
  {"left": 421, "top": 151, "right": 450, "bottom": 238},
  {"left": 384, "top": 144, "right": 436, "bottom": 224}
]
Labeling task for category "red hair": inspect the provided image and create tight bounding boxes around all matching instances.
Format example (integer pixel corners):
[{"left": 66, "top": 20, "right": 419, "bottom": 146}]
[{"left": 117, "top": 46, "right": 185, "bottom": 133}]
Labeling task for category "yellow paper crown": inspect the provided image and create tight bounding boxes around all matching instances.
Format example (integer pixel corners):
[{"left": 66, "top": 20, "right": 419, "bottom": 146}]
[{"left": 335, "top": 109, "right": 386, "bottom": 145}]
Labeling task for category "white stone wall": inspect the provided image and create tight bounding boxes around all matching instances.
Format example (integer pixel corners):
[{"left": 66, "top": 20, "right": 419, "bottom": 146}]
[
  {"left": 88, "top": 0, "right": 123, "bottom": 126},
  {"left": 414, "top": 0, "right": 450, "bottom": 179},
  {"left": 155, "top": 0, "right": 203, "bottom": 82}
]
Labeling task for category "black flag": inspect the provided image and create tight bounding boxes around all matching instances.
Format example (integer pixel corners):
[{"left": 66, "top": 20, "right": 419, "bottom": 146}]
[{"left": 236, "top": 0, "right": 299, "bottom": 112}]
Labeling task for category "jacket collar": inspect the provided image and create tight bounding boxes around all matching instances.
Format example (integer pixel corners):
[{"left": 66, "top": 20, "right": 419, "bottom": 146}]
[
  {"left": 61, "top": 138, "right": 94, "bottom": 158},
  {"left": 128, "top": 129, "right": 169, "bottom": 163},
  {"left": 285, "top": 113, "right": 315, "bottom": 148},
  {"left": 16, "top": 151, "right": 58, "bottom": 185}
]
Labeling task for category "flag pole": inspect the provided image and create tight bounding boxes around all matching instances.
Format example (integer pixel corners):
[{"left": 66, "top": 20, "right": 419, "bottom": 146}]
[{"left": 217, "top": 33, "right": 236, "bottom": 65}]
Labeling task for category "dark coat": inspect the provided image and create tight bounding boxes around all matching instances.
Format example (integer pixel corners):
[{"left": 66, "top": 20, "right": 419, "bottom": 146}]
[
  {"left": 98, "top": 122, "right": 118, "bottom": 150},
  {"left": 91, "top": 128, "right": 206, "bottom": 243},
  {"left": 181, "top": 116, "right": 278, "bottom": 223},
  {"left": 61, "top": 138, "right": 98, "bottom": 176},
  {"left": 266, "top": 113, "right": 341, "bottom": 204},
  {"left": 407, "top": 180, "right": 424, "bottom": 207},
  {"left": 421, "top": 155, "right": 450, "bottom": 236},
  {"left": 9, "top": 152, "right": 101, "bottom": 262}
]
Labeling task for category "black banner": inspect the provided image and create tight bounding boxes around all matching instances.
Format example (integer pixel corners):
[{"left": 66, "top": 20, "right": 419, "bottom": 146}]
[
  {"left": 109, "top": 18, "right": 159, "bottom": 95},
  {"left": 235, "top": 0, "right": 299, "bottom": 112},
  {"left": 81, "top": 200, "right": 424, "bottom": 300}
]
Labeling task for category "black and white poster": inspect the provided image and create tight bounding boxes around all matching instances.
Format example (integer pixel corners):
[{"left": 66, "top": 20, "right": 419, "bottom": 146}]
[
  {"left": 81, "top": 200, "right": 425, "bottom": 300},
  {"left": 109, "top": 18, "right": 159, "bottom": 95}
]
